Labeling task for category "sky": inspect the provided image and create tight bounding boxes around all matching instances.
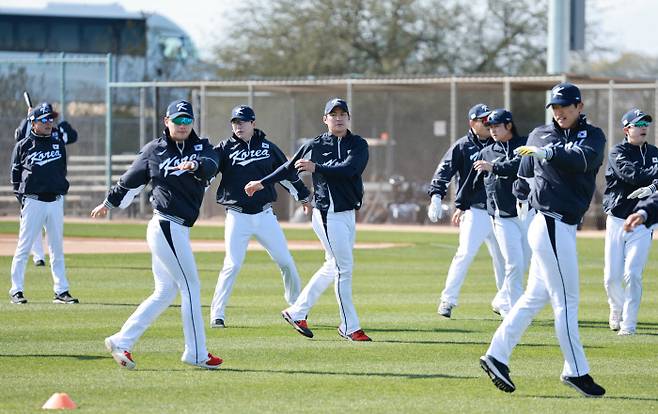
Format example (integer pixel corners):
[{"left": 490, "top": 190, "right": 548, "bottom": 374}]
[{"left": 1, "top": 0, "right": 657, "bottom": 61}]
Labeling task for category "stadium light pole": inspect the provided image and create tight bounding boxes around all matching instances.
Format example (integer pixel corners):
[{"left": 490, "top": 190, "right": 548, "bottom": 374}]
[{"left": 547, "top": 0, "right": 569, "bottom": 74}]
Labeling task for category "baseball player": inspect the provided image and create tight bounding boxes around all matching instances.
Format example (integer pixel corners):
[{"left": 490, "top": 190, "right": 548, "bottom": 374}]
[
  {"left": 15, "top": 109, "right": 78, "bottom": 267},
  {"left": 427, "top": 103, "right": 506, "bottom": 318},
  {"left": 458, "top": 109, "right": 530, "bottom": 317},
  {"left": 209, "top": 105, "right": 310, "bottom": 329},
  {"left": 480, "top": 83, "right": 606, "bottom": 397},
  {"left": 91, "top": 99, "right": 222, "bottom": 370},
  {"left": 245, "top": 98, "right": 371, "bottom": 341},
  {"left": 602, "top": 108, "right": 658, "bottom": 336},
  {"left": 9, "top": 102, "right": 78, "bottom": 305}
]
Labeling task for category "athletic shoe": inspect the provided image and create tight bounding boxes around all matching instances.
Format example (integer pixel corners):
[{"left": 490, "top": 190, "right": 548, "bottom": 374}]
[
  {"left": 281, "top": 311, "right": 313, "bottom": 338},
  {"left": 34, "top": 259, "right": 46, "bottom": 267},
  {"left": 338, "top": 328, "right": 372, "bottom": 342},
  {"left": 10, "top": 291, "right": 28, "bottom": 304},
  {"left": 211, "top": 318, "right": 226, "bottom": 328},
  {"left": 618, "top": 329, "right": 635, "bottom": 336},
  {"left": 104, "top": 337, "right": 136, "bottom": 370},
  {"left": 184, "top": 353, "right": 223, "bottom": 370},
  {"left": 479, "top": 355, "right": 515, "bottom": 393},
  {"left": 609, "top": 311, "right": 621, "bottom": 331},
  {"left": 560, "top": 374, "right": 605, "bottom": 397},
  {"left": 438, "top": 301, "right": 454, "bottom": 318},
  {"left": 53, "top": 291, "right": 79, "bottom": 304}
]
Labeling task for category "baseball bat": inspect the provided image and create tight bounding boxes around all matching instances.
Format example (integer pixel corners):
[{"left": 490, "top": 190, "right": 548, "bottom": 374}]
[{"left": 23, "top": 90, "right": 32, "bottom": 108}]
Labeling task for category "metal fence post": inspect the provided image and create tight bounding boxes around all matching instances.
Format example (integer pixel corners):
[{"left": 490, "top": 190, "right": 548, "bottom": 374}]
[
  {"left": 607, "top": 80, "right": 615, "bottom": 148},
  {"left": 139, "top": 87, "right": 146, "bottom": 216},
  {"left": 59, "top": 52, "right": 66, "bottom": 121},
  {"left": 105, "top": 53, "right": 113, "bottom": 219}
]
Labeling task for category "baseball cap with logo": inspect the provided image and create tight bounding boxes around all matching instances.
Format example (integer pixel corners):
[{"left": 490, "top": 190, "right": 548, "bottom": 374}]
[
  {"left": 324, "top": 98, "right": 349, "bottom": 115},
  {"left": 468, "top": 103, "right": 490, "bottom": 120},
  {"left": 621, "top": 108, "right": 652, "bottom": 127},
  {"left": 29, "top": 102, "right": 58, "bottom": 121},
  {"left": 484, "top": 108, "right": 513, "bottom": 126},
  {"left": 166, "top": 99, "right": 194, "bottom": 119},
  {"left": 231, "top": 105, "right": 256, "bottom": 122},
  {"left": 546, "top": 82, "right": 581, "bottom": 108}
]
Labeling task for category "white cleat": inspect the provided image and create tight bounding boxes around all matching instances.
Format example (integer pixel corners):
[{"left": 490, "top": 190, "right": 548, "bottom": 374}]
[
  {"left": 608, "top": 311, "right": 621, "bottom": 331},
  {"left": 104, "top": 337, "right": 136, "bottom": 370}
]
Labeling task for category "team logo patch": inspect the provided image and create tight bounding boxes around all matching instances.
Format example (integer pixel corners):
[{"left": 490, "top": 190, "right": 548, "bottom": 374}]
[
  {"left": 194, "top": 144, "right": 203, "bottom": 151},
  {"left": 653, "top": 157, "right": 658, "bottom": 163},
  {"left": 262, "top": 143, "right": 269, "bottom": 149},
  {"left": 577, "top": 130, "right": 587, "bottom": 138},
  {"left": 52, "top": 144, "right": 59, "bottom": 149}
]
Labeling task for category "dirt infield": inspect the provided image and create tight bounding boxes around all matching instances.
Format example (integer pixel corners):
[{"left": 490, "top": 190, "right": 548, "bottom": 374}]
[{"left": 0, "top": 235, "right": 405, "bottom": 256}]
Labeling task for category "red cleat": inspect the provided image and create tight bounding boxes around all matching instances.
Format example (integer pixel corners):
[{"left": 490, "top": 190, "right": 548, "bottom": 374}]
[
  {"left": 282, "top": 311, "right": 314, "bottom": 338},
  {"left": 339, "top": 329, "right": 372, "bottom": 342}
]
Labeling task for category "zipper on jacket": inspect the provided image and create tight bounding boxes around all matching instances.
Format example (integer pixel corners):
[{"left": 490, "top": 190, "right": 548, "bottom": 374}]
[{"left": 337, "top": 137, "right": 341, "bottom": 160}]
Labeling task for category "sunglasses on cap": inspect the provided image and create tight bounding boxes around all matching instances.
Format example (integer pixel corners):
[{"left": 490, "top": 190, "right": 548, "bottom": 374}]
[
  {"left": 630, "top": 120, "right": 651, "bottom": 128},
  {"left": 37, "top": 117, "right": 54, "bottom": 124},
  {"left": 171, "top": 116, "right": 193, "bottom": 125}
]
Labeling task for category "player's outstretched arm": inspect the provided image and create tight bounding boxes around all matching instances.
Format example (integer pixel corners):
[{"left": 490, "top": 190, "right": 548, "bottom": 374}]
[
  {"left": 623, "top": 212, "right": 646, "bottom": 232},
  {"left": 245, "top": 181, "right": 264, "bottom": 196},
  {"left": 90, "top": 204, "right": 109, "bottom": 218}
]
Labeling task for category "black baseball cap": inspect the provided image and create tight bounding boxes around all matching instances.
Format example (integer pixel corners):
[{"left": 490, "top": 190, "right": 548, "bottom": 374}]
[
  {"left": 166, "top": 99, "right": 194, "bottom": 119},
  {"left": 546, "top": 83, "right": 582, "bottom": 108},
  {"left": 324, "top": 98, "right": 349, "bottom": 115},
  {"left": 484, "top": 108, "right": 513, "bottom": 126},
  {"left": 231, "top": 105, "right": 256, "bottom": 122},
  {"left": 29, "top": 102, "right": 58, "bottom": 120},
  {"left": 468, "top": 103, "right": 490, "bottom": 120},
  {"left": 621, "top": 108, "right": 652, "bottom": 127}
]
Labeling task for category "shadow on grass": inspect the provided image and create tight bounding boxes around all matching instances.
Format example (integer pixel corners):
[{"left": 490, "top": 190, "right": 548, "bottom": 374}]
[
  {"left": 0, "top": 354, "right": 105, "bottom": 361},
  {"left": 365, "top": 327, "right": 477, "bottom": 334},
  {"left": 524, "top": 394, "right": 658, "bottom": 402},
  {"left": 220, "top": 366, "right": 473, "bottom": 380}
]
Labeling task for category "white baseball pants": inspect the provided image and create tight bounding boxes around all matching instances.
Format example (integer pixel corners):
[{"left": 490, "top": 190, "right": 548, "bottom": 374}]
[
  {"left": 210, "top": 208, "right": 301, "bottom": 321},
  {"left": 486, "top": 212, "right": 590, "bottom": 377},
  {"left": 604, "top": 215, "right": 652, "bottom": 332},
  {"left": 440, "top": 207, "right": 506, "bottom": 306},
  {"left": 108, "top": 217, "right": 209, "bottom": 365},
  {"left": 10, "top": 197, "right": 68, "bottom": 295},
  {"left": 285, "top": 208, "right": 361, "bottom": 336},
  {"left": 491, "top": 215, "right": 531, "bottom": 314}
]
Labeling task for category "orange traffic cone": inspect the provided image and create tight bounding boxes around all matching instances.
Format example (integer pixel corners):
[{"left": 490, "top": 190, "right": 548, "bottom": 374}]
[{"left": 41, "top": 392, "right": 77, "bottom": 410}]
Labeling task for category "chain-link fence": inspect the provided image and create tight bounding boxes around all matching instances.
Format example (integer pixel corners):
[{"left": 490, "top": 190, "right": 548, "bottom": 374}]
[{"left": 3, "top": 64, "right": 658, "bottom": 228}]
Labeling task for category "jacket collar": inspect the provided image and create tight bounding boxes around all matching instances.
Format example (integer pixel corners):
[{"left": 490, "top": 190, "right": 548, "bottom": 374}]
[
  {"left": 158, "top": 128, "right": 201, "bottom": 148},
  {"left": 229, "top": 128, "right": 266, "bottom": 145}
]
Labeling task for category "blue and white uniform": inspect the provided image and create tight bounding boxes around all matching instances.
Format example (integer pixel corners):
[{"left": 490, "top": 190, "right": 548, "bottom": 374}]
[
  {"left": 210, "top": 128, "right": 309, "bottom": 324},
  {"left": 10, "top": 114, "right": 74, "bottom": 298},
  {"left": 428, "top": 129, "right": 506, "bottom": 311},
  {"left": 486, "top": 114, "right": 606, "bottom": 378},
  {"left": 602, "top": 138, "right": 658, "bottom": 333},
  {"left": 102, "top": 127, "right": 219, "bottom": 366},
  {"left": 15, "top": 118, "right": 78, "bottom": 264},
  {"left": 459, "top": 134, "right": 530, "bottom": 315},
  {"left": 261, "top": 129, "right": 369, "bottom": 337}
]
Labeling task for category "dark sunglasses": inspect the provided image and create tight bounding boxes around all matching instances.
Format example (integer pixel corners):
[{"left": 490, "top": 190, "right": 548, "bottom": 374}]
[
  {"left": 630, "top": 121, "right": 651, "bottom": 128},
  {"left": 37, "top": 117, "right": 54, "bottom": 124},
  {"left": 171, "top": 116, "right": 193, "bottom": 125}
]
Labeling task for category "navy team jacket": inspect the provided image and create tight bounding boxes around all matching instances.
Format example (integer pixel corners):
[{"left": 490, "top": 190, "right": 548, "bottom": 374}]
[
  {"left": 518, "top": 115, "right": 606, "bottom": 225},
  {"left": 458, "top": 135, "right": 527, "bottom": 218},
  {"left": 214, "top": 129, "right": 310, "bottom": 214},
  {"left": 428, "top": 130, "right": 494, "bottom": 210},
  {"left": 603, "top": 140, "right": 658, "bottom": 219},
  {"left": 260, "top": 130, "right": 369, "bottom": 213},
  {"left": 103, "top": 128, "right": 219, "bottom": 227}
]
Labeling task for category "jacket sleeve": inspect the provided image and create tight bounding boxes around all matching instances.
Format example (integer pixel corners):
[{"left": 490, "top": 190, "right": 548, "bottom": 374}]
[
  {"left": 492, "top": 155, "right": 521, "bottom": 177},
  {"left": 547, "top": 128, "right": 606, "bottom": 173},
  {"left": 608, "top": 145, "right": 658, "bottom": 186},
  {"left": 512, "top": 156, "right": 534, "bottom": 201},
  {"left": 194, "top": 140, "right": 220, "bottom": 181},
  {"left": 57, "top": 121, "right": 78, "bottom": 145},
  {"left": 270, "top": 143, "right": 310, "bottom": 202},
  {"left": 14, "top": 119, "right": 28, "bottom": 141},
  {"left": 454, "top": 153, "right": 482, "bottom": 210},
  {"left": 10, "top": 141, "right": 23, "bottom": 194},
  {"left": 104, "top": 148, "right": 151, "bottom": 209},
  {"left": 261, "top": 141, "right": 312, "bottom": 186},
  {"left": 314, "top": 138, "right": 369, "bottom": 178},
  {"left": 635, "top": 192, "right": 658, "bottom": 227},
  {"left": 428, "top": 140, "right": 462, "bottom": 198}
]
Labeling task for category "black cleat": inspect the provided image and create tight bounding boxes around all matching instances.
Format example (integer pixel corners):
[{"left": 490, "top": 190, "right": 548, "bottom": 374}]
[
  {"left": 10, "top": 291, "right": 28, "bottom": 304},
  {"left": 53, "top": 291, "right": 79, "bottom": 304},
  {"left": 480, "top": 355, "right": 516, "bottom": 393},
  {"left": 211, "top": 318, "right": 226, "bottom": 328},
  {"left": 561, "top": 374, "right": 605, "bottom": 398},
  {"left": 34, "top": 259, "right": 46, "bottom": 267}
]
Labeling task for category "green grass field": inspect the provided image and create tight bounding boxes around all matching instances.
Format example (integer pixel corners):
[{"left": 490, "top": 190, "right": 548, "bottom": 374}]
[{"left": 0, "top": 221, "right": 656, "bottom": 413}]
